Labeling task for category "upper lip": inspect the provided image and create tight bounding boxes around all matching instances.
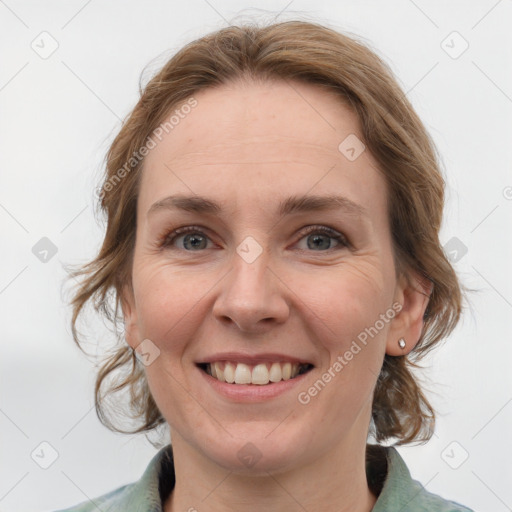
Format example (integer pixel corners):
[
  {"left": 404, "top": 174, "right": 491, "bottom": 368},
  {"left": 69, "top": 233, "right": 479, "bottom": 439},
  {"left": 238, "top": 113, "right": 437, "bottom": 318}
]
[{"left": 195, "top": 352, "right": 315, "bottom": 366}]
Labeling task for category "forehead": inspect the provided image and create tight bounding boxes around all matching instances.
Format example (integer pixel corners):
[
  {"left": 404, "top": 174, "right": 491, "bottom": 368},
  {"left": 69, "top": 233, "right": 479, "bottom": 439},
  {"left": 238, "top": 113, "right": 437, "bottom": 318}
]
[
  {"left": 146, "top": 79, "right": 362, "bottom": 164},
  {"left": 139, "top": 79, "right": 386, "bottom": 216}
]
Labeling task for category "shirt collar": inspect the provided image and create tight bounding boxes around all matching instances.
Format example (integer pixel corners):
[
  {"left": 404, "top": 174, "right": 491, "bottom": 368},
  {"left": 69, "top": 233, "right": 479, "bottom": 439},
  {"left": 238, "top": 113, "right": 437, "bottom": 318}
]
[{"left": 118, "top": 444, "right": 460, "bottom": 511}]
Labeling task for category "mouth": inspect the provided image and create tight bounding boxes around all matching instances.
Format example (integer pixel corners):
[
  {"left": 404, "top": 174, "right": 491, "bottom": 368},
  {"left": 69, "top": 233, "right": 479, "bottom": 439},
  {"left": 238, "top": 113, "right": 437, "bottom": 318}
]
[{"left": 196, "top": 361, "right": 314, "bottom": 386}]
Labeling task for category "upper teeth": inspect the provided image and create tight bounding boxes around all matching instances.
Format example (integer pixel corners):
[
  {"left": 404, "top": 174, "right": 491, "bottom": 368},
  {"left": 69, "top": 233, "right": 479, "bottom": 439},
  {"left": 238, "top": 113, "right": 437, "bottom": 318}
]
[{"left": 206, "top": 362, "right": 306, "bottom": 385}]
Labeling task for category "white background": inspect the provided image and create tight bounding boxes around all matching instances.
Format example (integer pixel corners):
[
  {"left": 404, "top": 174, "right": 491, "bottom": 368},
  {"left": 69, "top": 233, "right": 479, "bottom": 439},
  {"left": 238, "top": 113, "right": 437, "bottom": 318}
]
[{"left": 1, "top": 1, "right": 511, "bottom": 511}]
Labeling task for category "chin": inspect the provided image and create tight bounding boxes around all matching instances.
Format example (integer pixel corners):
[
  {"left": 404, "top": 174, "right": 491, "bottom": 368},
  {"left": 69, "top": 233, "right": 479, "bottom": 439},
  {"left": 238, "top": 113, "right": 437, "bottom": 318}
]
[{"left": 191, "top": 423, "right": 312, "bottom": 476}]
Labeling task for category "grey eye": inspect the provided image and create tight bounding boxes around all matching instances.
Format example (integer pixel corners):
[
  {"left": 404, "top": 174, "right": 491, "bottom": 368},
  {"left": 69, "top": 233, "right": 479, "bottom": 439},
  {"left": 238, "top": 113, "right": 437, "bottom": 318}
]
[
  {"left": 180, "top": 233, "right": 209, "bottom": 250},
  {"left": 306, "top": 233, "right": 336, "bottom": 251}
]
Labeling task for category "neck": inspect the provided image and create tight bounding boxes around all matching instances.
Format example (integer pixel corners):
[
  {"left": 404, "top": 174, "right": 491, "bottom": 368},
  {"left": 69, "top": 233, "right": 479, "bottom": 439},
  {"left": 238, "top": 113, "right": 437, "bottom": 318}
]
[{"left": 163, "top": 433, "right": 377, "bottom": 512}]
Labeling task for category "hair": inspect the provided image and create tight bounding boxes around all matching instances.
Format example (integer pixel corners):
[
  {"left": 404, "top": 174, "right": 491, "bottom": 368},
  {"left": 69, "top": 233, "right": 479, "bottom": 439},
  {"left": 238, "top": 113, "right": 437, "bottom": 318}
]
[{"left": 67, "top": 19, "right": 462, "bottom": 445}]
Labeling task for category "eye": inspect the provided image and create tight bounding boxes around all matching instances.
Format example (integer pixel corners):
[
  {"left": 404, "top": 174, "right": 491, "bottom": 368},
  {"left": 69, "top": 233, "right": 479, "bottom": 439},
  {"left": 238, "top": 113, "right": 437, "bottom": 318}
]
[
  {"left": 159, "top": 226, "right": 213, "bottom": 251},
  {"left": 295, "top": 225, "right": 349, "bottom": 251},
  {"left": 158, "top": 225, "right": 350, "bottom": 252}
]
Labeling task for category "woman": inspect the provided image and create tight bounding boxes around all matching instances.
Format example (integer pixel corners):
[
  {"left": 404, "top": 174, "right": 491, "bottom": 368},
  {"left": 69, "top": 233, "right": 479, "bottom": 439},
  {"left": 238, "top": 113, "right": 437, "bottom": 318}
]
[{"left": 59, "top": 20, "right": 472, "bottom": 511}]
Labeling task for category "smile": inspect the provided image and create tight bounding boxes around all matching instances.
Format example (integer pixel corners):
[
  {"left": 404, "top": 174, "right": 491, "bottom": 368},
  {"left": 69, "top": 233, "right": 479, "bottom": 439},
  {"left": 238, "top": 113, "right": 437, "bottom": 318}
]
[{"left": 197, "top": 361, "right": 314, "bottom": 386}]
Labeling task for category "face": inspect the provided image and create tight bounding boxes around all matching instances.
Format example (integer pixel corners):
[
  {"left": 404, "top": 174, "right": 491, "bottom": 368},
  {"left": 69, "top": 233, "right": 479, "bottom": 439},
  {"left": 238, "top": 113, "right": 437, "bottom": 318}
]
[{"left": 122, "top": 79, "right": 422, "bottom": 474}]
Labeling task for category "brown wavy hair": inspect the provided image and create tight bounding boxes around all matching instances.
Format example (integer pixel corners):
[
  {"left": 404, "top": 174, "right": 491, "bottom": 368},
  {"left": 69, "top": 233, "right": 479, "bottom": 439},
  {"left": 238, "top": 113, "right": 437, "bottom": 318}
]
[{"left": 67, "top": 20, "right": 462, "bottom": 445}]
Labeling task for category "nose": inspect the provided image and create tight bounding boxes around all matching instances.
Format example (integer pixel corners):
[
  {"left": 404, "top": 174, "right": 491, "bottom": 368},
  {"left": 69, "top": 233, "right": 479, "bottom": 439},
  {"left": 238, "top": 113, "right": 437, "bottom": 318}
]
[{"left": 212, "top": 248, "right": 290, "bottom": 334}]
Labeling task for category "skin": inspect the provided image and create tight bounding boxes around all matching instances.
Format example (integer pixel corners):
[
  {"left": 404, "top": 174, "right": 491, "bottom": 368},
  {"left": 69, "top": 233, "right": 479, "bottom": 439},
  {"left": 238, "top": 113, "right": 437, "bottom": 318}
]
[{"left": 122, "top": 78, "right": 430, "bottom": 512}]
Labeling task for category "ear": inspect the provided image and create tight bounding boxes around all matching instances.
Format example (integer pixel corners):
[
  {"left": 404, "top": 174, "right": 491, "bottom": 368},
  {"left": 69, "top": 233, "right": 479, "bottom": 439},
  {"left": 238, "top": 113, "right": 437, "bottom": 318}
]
[
  {"left": 120, "top": 283, "right": 141, "bottom": 351},
  {"left": 385, "top": 271, "right": 432, "bottom": 356}
]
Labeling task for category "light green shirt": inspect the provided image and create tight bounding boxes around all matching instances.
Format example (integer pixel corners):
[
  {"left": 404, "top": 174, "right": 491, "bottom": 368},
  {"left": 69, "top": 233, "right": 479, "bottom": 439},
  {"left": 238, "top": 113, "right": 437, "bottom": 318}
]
[{"left": 55, "top": 444, "right": 473, "bottom": 511}]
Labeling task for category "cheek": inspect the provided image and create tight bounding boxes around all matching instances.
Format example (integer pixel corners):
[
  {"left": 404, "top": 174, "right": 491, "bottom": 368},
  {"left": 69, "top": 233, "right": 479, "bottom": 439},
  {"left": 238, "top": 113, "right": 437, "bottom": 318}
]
[
  {"left": 131, "top": 262, "right": 213, "bottom": 430},
  {"left": 293, "top": 266, "right": 392, "bottom": 421},
  {"left": 292, "top": 259, "right": 394, "bottom": 408},
  {"left": 298, "top": 260, "right": 393, "bottom": 345},
  {"left": 132, "top": 259, "right": 211, "bottom": 350}
]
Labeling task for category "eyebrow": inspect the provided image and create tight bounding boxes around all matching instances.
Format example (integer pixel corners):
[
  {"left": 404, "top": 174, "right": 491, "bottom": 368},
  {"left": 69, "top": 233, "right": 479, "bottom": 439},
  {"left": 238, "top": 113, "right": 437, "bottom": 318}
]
[{"left": 147, "top": 193, "right": 367, "bottom": 218}]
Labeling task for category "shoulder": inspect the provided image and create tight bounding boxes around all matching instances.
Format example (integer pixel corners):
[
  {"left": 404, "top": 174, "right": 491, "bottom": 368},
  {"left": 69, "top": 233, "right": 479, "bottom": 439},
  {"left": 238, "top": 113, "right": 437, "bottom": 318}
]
[
  {"left": 53, "top": 483, "right": 134, "bottom": 511},
  {"left": 53, "top": 444, "right": 175, "bottom": 512},
  {"left": 371, "top": 446, "right": 473, "bottom": 512}
]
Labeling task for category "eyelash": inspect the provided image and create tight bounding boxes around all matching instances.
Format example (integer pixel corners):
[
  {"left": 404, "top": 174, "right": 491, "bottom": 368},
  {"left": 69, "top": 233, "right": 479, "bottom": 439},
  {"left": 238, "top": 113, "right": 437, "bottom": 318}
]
[{"left": 158, "top": 225, "right": 350, "bottom": 252}]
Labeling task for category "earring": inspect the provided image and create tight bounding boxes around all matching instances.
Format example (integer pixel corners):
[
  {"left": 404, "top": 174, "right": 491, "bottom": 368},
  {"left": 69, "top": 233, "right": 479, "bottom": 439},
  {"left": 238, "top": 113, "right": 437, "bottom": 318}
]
[{"left": 398, "top": 338, "right": 406, "bottom": 349}]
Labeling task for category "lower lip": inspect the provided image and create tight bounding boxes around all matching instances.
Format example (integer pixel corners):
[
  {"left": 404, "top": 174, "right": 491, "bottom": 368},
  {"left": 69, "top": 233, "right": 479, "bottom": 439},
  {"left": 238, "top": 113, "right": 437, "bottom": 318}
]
[{"left": 197, "top": 365, "right": 312, "bottom": 402}]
